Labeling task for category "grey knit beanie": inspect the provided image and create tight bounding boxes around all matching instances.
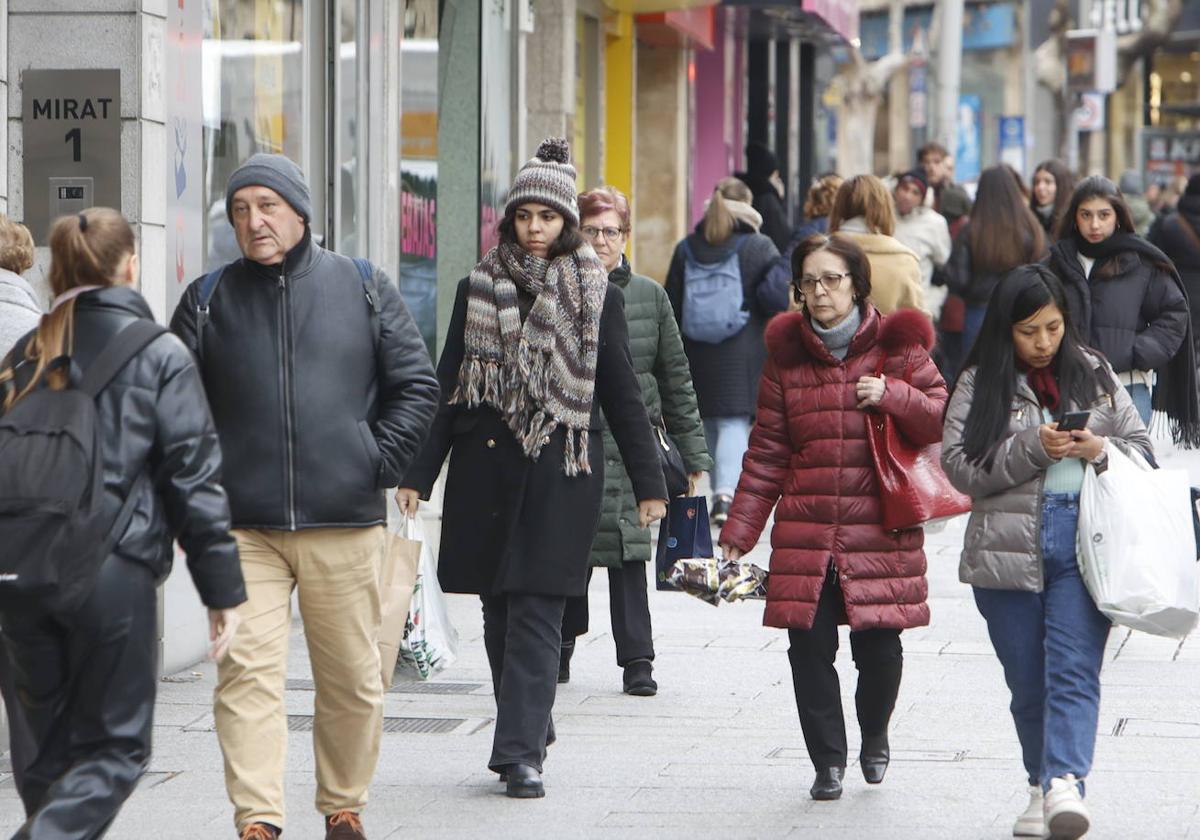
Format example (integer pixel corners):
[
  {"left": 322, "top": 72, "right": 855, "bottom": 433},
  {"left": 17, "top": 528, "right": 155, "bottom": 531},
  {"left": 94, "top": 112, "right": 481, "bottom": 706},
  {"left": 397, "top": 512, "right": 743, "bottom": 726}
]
[
  {"left": 505, "top": 138, "right": 579, "bottom": 226},
  {"left": 225, "top": 153, "right": 313, "bottom": 224}
]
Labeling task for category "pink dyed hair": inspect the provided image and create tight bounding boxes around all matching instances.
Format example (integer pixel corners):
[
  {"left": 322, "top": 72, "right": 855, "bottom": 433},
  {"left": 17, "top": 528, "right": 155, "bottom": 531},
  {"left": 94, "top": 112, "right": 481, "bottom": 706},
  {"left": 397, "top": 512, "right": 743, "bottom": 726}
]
[{"left": 577, "top": 186, "right": 631, "bottom": 232}]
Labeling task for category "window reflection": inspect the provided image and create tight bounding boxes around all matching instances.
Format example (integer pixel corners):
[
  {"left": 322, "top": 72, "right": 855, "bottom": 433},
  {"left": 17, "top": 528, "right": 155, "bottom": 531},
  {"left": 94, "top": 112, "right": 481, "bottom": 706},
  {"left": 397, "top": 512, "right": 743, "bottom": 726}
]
[{"left": 202, "top": 0, "right": 306, "bottom": 269}]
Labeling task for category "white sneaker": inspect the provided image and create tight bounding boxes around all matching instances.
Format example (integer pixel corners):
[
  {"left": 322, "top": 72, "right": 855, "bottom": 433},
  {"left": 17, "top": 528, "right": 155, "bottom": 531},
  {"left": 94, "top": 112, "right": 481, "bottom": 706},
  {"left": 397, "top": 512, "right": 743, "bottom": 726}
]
[
  {"left": 1013, "top": 784, "right": 1044, "bottom": 837},
  {"left": 1043, "top": 774, "right": 1090, "bottom": 839}
]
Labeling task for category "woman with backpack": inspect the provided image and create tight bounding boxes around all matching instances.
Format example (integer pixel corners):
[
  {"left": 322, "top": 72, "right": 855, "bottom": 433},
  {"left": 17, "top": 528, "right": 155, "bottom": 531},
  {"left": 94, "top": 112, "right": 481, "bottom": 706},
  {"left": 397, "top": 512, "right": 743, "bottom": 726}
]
[
  {"left": 1046, "top": 176, "right": 1198, "bottom": 433},
  {"left": 941, "top": 266, "right": 1152, "bottom": 840},
  {"left": 396, "top": 139, "right": 667, "bottom": 799},
  {"left": 665, "top": 176, "right": 779, "bottom": 525},
  {"left": 944, "top": 165, "right": 1047, "bottom": 355},
  {"left": 0, "top": 207, "right": 245, "bottom": 838},
  {"left": 557, "top": 185, "right": 712, "bottom": 696},
  {"left": 718, "top": 233, "right": 946, "bottom": 803}
]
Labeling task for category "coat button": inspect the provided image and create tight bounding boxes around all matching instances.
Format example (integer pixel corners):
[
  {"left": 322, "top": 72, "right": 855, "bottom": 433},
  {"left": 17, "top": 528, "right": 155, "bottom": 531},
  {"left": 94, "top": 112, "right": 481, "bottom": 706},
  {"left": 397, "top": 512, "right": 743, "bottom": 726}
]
[
  {"left": 486, "top": 439, "right": 496, "bottom": 448},
  {"left": 542, "top": 436, "right": 551, "bottom": 444}
]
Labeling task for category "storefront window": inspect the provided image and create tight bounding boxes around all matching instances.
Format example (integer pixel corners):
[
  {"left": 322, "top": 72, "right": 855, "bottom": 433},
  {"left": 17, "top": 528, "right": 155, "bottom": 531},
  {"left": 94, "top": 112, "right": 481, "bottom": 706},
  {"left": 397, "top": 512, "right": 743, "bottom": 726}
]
[
  {"left": 480, "top": 0, "right": 515, "bottom": 255},
  {"left": 333, "top": 2, "right": 363, "bottom": 256},
  {"left": 402, "top": 0, "right": 439, "bottom": 355},
  {"left": 202, "top": 0, "right": 307, "bottom": 268}
]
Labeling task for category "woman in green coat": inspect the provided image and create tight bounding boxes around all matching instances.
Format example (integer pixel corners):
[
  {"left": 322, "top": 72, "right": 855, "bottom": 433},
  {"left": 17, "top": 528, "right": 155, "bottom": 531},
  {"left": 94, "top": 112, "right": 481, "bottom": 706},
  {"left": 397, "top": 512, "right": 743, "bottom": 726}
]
[{"left": 559, "top": 186, "right": 712, "bottom": 695}]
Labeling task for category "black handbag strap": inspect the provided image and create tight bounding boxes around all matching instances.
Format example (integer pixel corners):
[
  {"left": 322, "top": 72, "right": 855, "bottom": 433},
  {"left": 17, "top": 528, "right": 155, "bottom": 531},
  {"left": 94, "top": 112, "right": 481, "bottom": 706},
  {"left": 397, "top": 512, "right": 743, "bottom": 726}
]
[{"left": 80, "top": 320, "right": 169, "bottom": 398}]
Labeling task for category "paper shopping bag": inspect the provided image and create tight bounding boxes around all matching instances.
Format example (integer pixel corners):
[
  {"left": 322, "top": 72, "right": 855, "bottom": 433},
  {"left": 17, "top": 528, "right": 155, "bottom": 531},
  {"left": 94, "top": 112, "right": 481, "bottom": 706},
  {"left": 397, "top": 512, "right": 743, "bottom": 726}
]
[
  {"left": 378, "top": 518, "right": 420, "bottom": 687},
  {"left": 655, "top": 496, "right": 713, "bottom": 591}
]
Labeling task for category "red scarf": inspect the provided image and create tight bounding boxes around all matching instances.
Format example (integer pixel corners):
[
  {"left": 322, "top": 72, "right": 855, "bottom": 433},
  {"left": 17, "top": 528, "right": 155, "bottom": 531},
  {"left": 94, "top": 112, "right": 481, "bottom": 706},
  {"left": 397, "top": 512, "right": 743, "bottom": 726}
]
[{"left": 1019, "top": 361, "right": 1060, "bottom": 411}]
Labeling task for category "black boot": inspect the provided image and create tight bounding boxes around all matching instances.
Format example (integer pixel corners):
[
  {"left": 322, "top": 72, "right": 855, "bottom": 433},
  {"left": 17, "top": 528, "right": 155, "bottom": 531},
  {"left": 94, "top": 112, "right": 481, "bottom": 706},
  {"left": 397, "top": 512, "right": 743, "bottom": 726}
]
[
  {"left": 505, "top": 763, "right": 545, "bottom": 799},
  {"left": 558, "top": 642, "right": 574, "bottom": 684},
  {"left": 622, "top": 658, "right": 657, "bottom": 696},
  {"left": 810, "top": 766, "right": 845, "bottom": 801},
  {"left": 859, "top": 734, "right": 890, "bottom": 784}
]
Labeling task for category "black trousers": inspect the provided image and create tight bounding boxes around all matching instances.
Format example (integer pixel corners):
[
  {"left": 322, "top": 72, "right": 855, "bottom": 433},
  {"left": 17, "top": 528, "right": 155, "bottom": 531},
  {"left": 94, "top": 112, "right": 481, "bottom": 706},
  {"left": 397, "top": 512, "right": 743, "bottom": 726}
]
[
  {"left": 560, "top": 563, "right": 655, "bottom": 666},
  {"left": 787, "top": 572, "right": 903, "bottom": 771},
  {"left": 1, "top": 555, "right": 158, "bottom": 840},
  {"left": 480, "top": 593, "right": 565, "bottom": 773},
  {"left": 0, "top": 632, "right": 36, "bottom": 794}
]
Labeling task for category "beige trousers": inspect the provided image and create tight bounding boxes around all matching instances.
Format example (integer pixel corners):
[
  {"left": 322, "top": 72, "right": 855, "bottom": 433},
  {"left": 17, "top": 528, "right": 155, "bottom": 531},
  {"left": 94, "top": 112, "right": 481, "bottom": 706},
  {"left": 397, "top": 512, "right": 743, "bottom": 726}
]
[{"left": 215, "top": 526, "right": 385, "bottom": 832}]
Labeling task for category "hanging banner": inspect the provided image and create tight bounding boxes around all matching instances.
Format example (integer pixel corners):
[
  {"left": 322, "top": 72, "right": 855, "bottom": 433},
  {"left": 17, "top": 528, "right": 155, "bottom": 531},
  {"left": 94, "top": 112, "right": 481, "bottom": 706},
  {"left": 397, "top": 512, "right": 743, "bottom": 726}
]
[
  {"left": 998, "top": 116, "right": 1025, "bottom": 175},
  {"left": 956, "top": 94, "right": 983, "bottom": 183},
  {"left": 166, "top": 0, "right": 205, "bottom": 316}
]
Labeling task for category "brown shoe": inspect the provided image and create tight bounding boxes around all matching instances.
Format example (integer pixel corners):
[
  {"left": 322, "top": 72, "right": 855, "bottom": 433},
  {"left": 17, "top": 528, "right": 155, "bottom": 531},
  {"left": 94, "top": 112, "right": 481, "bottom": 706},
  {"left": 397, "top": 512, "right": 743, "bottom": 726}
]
[
  {"left": 239, "top": 825, "right": 280, "bottom": 840},
  {"left": 325, "top": 810, "right": 366, "bottom": 840}
]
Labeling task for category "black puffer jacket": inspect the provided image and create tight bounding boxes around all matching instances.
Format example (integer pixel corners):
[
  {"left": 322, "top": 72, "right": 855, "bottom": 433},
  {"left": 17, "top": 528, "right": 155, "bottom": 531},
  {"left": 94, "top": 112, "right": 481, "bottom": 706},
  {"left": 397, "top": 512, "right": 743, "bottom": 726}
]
[
  {"left": 1047, "top": 237, "right": 1189, "bottom": 375},
  {"left": 170, "top": 231, "right": 440, "bottom": 530},
  {"left": 4, "top": 287, "right": 245, "bottom": 609},
  {"left": 1149, "top": 194, "right": 1200, "bottom": 357}
]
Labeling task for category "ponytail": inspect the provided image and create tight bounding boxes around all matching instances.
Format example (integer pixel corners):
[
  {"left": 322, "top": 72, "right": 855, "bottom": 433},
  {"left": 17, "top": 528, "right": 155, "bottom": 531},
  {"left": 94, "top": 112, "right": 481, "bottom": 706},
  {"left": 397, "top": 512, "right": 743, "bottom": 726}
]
[
  {"left": 703, "top": 188, "right": 735, "bottom": 245},
  {"left": 0, "top": 207, "right": 135, "bottom": 411}
]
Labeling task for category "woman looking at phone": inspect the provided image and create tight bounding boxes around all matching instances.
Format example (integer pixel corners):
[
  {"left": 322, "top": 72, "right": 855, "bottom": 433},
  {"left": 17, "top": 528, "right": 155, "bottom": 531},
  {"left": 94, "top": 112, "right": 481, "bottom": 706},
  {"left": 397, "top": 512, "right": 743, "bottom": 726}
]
[{"left": 941, "top": 265, "right": 1152, "bottom": 840}]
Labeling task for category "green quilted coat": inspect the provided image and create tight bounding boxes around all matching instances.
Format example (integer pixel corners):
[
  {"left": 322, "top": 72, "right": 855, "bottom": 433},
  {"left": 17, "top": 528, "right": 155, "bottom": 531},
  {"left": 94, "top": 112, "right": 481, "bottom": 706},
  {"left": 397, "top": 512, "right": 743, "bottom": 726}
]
[{"left": 590, "top": 259, "right": 712, "bottom": 568}]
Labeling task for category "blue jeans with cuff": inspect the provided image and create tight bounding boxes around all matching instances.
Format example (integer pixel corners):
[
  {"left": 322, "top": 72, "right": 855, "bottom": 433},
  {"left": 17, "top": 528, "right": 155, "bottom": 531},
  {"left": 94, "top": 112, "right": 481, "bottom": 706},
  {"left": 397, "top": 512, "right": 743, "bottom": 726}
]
[
  {"left": 702, "top": 415, "right": 751, "bottom": 498},
  {"left": 972, "top": 492, "right": 1111, "bottom": 793}
]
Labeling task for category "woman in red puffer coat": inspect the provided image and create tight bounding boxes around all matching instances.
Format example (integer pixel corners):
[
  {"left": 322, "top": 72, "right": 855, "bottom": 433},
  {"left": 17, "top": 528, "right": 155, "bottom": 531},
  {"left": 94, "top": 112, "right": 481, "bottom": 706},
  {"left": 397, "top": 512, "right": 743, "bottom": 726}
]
[{"left": 719, "top": 233, "right": 948, "bottom": 803}]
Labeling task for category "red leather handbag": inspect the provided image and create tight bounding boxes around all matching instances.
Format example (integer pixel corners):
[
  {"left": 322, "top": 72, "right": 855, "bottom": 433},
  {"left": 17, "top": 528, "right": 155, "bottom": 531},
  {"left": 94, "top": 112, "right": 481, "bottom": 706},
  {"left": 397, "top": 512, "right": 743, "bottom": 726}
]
[{"left": 866, "top": 358, "right": 971, "bottom": 531}]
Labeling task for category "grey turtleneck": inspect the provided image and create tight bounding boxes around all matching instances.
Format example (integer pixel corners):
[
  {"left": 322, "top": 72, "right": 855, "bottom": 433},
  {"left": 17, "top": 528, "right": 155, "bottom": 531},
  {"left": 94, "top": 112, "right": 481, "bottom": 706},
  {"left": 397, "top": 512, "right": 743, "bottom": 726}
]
[{"left": 810, "top": 306, "right": 862, "bottom": 360}]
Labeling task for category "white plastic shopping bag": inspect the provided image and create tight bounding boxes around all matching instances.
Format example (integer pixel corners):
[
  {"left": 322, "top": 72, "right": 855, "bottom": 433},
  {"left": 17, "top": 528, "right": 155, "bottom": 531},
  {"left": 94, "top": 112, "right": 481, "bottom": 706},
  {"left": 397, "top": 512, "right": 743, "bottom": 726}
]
[
  {"left": 398, "top": 517, "right": 460, "bottom": 678},
  {"left": 1077, "top": 442, "right": 1200, "bottom": 638}
]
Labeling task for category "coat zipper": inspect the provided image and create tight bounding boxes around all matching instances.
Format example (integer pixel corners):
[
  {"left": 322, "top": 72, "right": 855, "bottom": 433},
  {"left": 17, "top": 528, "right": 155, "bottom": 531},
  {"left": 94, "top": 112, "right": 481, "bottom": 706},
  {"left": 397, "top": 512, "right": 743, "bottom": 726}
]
[{"left": 278, "top": 269, "right": 297, "bottom": 530}]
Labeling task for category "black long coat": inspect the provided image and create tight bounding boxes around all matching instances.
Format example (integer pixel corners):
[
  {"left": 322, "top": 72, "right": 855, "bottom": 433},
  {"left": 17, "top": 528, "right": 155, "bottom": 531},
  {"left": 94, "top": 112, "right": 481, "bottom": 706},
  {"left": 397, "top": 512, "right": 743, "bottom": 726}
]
[
  {"left": 1149, "top": 194, "right": 1200, "bottom": 359},
  {"left": 664, "top": 222, "right": 780, "bottom": 418},
  {"left": 402, "top": 278, "right": 668, "bottom": 598}
]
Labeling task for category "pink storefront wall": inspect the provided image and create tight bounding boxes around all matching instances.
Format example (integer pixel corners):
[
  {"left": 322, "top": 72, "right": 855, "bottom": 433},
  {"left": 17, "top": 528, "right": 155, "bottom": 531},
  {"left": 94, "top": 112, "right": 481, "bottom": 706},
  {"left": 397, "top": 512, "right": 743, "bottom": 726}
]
[{"left": 690, "top": 8, "right": 745, "bottom": 228}]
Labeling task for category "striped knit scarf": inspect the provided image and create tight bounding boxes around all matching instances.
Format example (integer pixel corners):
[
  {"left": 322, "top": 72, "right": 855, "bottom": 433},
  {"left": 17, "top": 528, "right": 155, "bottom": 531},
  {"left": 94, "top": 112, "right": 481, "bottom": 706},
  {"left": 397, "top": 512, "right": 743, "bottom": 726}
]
[{"left": 451, "top": 240, "right": 608, "bottom": 475}]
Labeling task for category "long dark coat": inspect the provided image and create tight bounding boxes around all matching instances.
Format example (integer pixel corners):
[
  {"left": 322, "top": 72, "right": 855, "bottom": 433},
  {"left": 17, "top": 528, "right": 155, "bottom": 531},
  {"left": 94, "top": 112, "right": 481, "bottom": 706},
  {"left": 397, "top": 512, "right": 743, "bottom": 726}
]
[
  {"left": 1149, "top": 193, "right": 1200, "bottom": 360},
  {"left": 402, "top": 278, "right": 668, "bottom": 597},
  {"left": 664, "top": 222, "right": 780, "bottom": 418},
  {"left": 719, "top": 307, "right": 946, "bottom": 631}
]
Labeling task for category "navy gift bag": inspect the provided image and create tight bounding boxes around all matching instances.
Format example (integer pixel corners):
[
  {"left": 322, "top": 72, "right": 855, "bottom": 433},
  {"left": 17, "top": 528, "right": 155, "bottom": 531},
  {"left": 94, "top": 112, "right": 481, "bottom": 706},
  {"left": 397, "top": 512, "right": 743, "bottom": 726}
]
[{"left": 655, "top": 496, "right": 714, "bottom": 591}]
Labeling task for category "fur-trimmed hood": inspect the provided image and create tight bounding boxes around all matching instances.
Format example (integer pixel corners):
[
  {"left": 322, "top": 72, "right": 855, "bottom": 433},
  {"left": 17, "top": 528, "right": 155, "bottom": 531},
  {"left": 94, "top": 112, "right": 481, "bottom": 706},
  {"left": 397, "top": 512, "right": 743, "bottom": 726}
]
[{"left": 765, "top": 305, "right": 934, "bottom": 369}]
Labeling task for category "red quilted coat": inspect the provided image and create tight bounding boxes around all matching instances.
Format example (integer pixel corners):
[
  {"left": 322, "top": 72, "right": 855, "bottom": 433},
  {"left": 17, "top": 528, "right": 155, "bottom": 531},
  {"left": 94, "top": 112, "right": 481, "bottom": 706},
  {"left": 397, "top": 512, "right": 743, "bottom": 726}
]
[{"left": 719, "top": 306, "right": 947, "bottom": 631}]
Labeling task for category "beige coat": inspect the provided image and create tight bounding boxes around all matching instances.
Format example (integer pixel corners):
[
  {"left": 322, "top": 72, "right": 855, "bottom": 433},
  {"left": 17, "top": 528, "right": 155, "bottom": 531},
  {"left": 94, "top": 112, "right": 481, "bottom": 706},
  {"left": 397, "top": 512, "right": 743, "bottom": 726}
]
[
  {"left": 941, "top": 357, "right": 1152, "bottom": 592},
  {"left": 836, "top": 219, "right": 926, "bottom": 315}
]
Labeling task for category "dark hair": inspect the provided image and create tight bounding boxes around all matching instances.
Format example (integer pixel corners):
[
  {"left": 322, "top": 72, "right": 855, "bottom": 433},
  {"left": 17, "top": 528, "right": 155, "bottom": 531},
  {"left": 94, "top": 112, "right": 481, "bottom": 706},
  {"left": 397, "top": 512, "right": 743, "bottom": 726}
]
[
  {"left": 498, "top": 204, "right": 586, "bottom": 260},
  {"left": 917, "top": 141, "right": 948, "bottom": 163},
  {"left": 1030, "top": 159, "right": 1074, "bottom": 231},
  {"left": 1056, "top": 175, "right": 1136, "bottom": 243},
  {"left": 955, "top": 264, "right": 1115, "bottom": 468},
  {"left": 967, "top": 166, "right": 1045, "bottom": 274},
  {"left": 789, "top": 233, "right": 872, "bottom": 307}
]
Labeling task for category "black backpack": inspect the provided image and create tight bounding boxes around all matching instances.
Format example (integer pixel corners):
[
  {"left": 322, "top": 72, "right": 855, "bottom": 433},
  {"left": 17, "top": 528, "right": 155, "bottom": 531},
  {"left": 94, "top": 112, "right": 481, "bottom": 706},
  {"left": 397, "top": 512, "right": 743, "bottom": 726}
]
[{"left": 0, "top": 319, "right": 167, "bottom": 614}]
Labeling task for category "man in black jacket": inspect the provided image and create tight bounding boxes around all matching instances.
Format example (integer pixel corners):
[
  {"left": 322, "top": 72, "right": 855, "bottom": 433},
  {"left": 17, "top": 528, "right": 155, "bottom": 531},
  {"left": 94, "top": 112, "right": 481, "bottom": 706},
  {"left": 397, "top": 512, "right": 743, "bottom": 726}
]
[{"left": 170, "top": 154, "right": 439, "bottom": 840}]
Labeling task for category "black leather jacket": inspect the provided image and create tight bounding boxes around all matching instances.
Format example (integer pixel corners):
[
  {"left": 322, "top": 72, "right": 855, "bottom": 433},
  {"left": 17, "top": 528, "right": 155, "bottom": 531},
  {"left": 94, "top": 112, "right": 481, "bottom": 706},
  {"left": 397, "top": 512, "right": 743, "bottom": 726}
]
[
  {"left": 170, "top": 232, "right": 440, "bottom": 530},
  {"left": 4, "top": 287, "right": 245, "bottom": 609}
]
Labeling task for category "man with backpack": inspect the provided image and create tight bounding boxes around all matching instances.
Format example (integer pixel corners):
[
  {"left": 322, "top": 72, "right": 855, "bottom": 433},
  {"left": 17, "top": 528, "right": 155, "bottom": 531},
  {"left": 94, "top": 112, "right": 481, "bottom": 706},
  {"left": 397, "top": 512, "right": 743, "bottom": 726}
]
[{"left": 170, "top": 154, "right": 440, "bottom": 840}]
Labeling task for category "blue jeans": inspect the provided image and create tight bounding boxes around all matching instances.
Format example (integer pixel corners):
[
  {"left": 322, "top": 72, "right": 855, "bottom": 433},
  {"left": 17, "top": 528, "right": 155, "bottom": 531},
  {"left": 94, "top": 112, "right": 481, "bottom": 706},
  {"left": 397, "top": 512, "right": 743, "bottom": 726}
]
[
  {"left": 972, "top": 493, "right": 1111, "bottom": 793},
  {"left": 702, "top": 416, "right": 751, "bottom": 498},
  {"left": 1126, "top": 383, "right": 1152, "bottom": 425},
  {"left": 963, "top": 304, "right": 987, "bottom": 358}
]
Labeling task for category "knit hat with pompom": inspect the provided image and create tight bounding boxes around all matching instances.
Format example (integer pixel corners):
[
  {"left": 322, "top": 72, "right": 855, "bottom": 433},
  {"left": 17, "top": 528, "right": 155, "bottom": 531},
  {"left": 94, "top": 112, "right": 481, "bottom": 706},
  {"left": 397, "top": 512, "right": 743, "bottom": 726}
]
[{"left": 505, "top": 137, "right": 580, "bottom": 226}]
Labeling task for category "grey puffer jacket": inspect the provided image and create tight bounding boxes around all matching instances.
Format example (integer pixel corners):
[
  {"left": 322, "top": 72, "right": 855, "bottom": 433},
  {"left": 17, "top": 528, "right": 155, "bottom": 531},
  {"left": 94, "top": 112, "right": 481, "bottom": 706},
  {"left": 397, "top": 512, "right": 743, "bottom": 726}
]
[
  {"left": 942, "top": 358, "right": 1152, "bottom": 592},
  {"left": 0, "top": 269, "right": 41, "bottom": 357}
]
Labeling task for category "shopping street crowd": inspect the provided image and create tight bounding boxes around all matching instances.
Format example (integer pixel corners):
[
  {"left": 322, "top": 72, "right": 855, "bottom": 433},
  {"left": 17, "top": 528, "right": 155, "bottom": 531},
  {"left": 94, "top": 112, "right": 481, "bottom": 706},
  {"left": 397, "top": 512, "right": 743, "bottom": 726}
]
[{"left": 1, "top": 135, "right": 1200, "bottom": 840}]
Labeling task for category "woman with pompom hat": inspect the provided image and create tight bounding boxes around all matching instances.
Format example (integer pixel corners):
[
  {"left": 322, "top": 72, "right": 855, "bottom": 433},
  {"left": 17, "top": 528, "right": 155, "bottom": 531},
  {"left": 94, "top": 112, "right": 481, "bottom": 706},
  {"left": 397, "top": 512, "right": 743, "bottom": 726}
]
[{"left": 397, "top": 138, "right": 667, "bottom": 798}]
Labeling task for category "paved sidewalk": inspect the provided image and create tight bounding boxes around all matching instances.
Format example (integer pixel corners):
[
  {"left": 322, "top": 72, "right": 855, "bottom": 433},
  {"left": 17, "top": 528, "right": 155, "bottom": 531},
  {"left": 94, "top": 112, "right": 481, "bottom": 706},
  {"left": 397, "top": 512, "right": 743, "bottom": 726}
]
[{"left": 3, "top": 443, "right": 1200, "bottom": 838}]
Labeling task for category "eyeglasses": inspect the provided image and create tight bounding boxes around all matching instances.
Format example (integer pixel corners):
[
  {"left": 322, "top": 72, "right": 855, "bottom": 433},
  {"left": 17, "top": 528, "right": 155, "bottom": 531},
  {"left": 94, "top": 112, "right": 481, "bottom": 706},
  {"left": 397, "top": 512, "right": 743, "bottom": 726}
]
[
  {"left": 581, "top": 225, "right": 626, "bottom": 242},
  {"left": 794, "top": 272, "right": 851, "bottom": 293}
]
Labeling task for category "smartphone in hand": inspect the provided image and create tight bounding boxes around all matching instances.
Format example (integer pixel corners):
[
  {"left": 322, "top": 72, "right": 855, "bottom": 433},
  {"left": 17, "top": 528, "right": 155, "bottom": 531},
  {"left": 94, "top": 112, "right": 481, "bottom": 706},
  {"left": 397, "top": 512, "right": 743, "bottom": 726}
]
[{"left": 1058, "top": 410, "right": 1091, "bottom": 432}]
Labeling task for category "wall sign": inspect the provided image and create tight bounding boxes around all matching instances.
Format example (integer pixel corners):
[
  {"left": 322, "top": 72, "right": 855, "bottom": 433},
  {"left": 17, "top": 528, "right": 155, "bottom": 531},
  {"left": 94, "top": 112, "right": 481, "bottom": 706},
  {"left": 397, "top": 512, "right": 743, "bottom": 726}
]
[{"left": 22, "top": 69, "right": 121, "bottom": 244}]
